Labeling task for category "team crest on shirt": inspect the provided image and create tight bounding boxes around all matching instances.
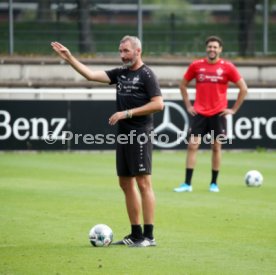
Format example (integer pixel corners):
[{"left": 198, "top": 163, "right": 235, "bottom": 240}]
[
  {"left": 133, "top": 76, "right": 140, "bottom": 85},
  {"left": 216, "top": 68, "right": 223, "bottom": 76}
]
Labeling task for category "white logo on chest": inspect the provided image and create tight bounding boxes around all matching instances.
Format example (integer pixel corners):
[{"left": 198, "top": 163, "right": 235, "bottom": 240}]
[
  {"left": 133, "top": 76, "right": 139, "bottom": 85},
  {"left": 216, "top": 68, "right": 223, "bottom": 76}
]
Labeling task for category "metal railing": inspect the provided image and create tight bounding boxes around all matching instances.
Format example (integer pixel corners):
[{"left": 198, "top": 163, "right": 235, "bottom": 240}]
[{"left": 1, "top": 0, "right": 274, "bottom": 57}]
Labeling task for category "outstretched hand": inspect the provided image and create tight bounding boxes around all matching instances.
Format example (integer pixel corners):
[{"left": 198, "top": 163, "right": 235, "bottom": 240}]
[{"left": 51, "top": 42, "right": 72, "bottom": 61}]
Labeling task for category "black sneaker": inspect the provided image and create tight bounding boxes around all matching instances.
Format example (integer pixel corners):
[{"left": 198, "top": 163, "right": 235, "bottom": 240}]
[
  {"left": 128, "top": 237, "right": 157, "bottom": 248},
  {"left": 112, "top": 234, "right": 142, "bottom": 246}
]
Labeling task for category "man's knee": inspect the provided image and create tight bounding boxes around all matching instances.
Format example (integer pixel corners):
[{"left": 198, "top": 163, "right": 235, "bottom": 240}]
[
  {"left": 188, "top": 141, "right": 200, "bottom": 152},
  {"left": 211, "top": 141, "right": 221, "bottom": 153},
  {"left": 136, "top": 175, "right": 151, "bottom": 192}
]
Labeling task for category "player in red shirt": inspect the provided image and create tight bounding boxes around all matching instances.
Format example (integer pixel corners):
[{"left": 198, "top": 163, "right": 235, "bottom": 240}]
[{"left": 174, "top": 36, "right": 247, "bottom": 193}]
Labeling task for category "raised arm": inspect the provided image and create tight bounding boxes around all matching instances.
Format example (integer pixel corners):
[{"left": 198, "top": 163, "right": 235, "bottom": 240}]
[{"left": 51, "top": 42, "right": 110, "bottom": 83}]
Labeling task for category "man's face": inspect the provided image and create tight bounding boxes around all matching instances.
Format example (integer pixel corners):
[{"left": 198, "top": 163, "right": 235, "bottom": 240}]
[
  {"left": 119, "top": 41, "right": 139, "bottom": 68},
  {"left": 206, "top": 41, "right": 222, "bottom": 61}
]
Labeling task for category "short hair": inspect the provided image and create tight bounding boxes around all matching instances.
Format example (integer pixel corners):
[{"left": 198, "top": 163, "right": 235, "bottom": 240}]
[
  {"left": 205, "top": 36, "right": 223, "bottom": 47},
  {"left": 120, "top": 35, "right": 142, "bottom": 51}
]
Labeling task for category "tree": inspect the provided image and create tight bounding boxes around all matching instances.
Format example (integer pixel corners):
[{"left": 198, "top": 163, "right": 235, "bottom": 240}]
[
  {"left": 37, "top": 0, "right": 52, "bottom": 22},
  {"left": 232, "top": 0, "right": 261, "bottom": 56},
  {"left": 76, "top": 0, "right": 96, "bottom": 53}
]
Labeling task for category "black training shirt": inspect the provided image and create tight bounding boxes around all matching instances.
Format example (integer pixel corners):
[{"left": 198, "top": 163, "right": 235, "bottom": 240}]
[{"left": 106, "top": 64, "right": 162, "bottom": 131}]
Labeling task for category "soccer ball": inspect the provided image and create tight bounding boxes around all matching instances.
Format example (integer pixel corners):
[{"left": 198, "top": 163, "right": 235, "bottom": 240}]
[
  {"left": 244, "top": 170, "right": 263, "bottom": 187},
  {"left": 88, "top": 224, "right": 113, "bottom": 247}
]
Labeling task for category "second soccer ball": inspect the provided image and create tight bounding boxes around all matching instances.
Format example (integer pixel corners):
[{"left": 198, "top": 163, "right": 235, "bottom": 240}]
[{"left": 245, "top": 170, "right": 263, "bottom": 187}]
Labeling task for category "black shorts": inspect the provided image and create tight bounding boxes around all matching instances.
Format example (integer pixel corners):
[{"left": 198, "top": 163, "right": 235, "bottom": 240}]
[
  {"left": 188, "top": 113, "right": 227, "bottom": 138},
  {"left": 116, "top": 130, "right": 153, "bottom": 177}
]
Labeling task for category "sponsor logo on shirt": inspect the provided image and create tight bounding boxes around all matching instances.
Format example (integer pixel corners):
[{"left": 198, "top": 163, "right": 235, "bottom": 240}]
[
  {"left": 205, "top": 75, "right": 223, "bottom": 82},
  {"left": 198, "top": 74, "right": 205, "bottom": 82},
  {"left": 117, "top": 82, "right": 122, "bottom": 91}
]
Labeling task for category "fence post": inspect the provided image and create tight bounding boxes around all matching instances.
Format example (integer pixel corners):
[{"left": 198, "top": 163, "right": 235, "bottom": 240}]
[
  {"left": 263, "top": 0, "right": 269, "bottom": 55},
  {"left": 9, "top": 0, "right": 14, "bottom": 55},
  {"left": 138, "top": 0, "right": 143, "bottom": 44}
]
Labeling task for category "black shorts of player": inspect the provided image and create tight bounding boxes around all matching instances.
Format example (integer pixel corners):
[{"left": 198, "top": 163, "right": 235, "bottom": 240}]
[
  {"left": 188, "top": 113, "right": 227, "bottom": 139},
  {"left": 116, "top": 129, "right": 153, "bottom": 177}
]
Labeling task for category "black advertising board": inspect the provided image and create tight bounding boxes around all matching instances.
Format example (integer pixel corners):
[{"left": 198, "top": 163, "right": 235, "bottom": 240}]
[
  {"left": 0, "top": 100, "right": 275, "bottom": 150},
  {"left": 0, "top": 101, "right": 69, "bottom": 150}
]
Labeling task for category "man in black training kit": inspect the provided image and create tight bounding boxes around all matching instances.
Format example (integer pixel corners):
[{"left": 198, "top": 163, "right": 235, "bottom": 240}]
[{"left": 51, "top": 36, "right": 164, "bottom": 247}]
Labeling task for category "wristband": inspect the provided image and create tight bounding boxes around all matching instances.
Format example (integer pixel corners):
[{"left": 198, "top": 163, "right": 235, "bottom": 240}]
[
  {"left": 125, "top": 109, "right": 133, "bottom": 119},
  {"left": 128, "top": 109, "right": 133, "bottom": 119}
]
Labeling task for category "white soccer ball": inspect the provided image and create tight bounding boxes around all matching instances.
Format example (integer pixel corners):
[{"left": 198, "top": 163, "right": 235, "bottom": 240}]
[
  {"left": 89, "top": 224, "right": 113, "bottom": 247},
  {"left": 244, "top": 170, "right": 263, "bottom": 187}
]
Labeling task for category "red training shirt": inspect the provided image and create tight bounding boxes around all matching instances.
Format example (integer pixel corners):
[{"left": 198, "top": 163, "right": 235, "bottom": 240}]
[{"left": 184, "top": 58, "right": 241, "bottom": 116}]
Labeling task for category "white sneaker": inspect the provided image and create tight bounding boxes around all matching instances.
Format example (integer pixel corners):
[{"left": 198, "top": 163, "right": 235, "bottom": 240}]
[
  {"left": 174, "top": 183, "right": 192, "bottom": 192},
  {"left": 129, "top": 238, "right": 156, "bottom": 248},
  {"left": 209, "top": 183, "right": 219, "bottom": 192}
]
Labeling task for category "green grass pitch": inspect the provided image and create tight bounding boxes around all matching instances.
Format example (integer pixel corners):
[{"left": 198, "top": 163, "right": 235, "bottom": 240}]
[{"left": 0, "top": 151, "right": 276, "bottom": 275}]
